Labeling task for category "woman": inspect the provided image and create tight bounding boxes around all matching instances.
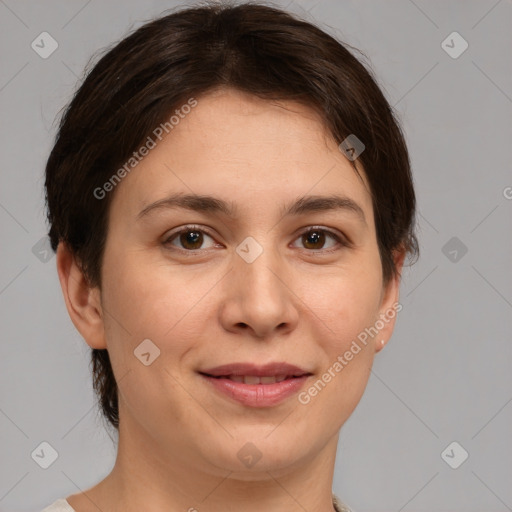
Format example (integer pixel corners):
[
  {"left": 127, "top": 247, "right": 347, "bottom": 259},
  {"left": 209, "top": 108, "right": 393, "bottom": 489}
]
[{"left": 42, "top": 2, "right": 418, "bottom": 510}]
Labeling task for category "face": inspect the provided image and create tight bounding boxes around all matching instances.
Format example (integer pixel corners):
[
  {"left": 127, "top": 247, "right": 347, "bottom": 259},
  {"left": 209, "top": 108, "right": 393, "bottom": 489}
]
[{"left": 66, "top": 87, "right": 402, "bottom": 479}]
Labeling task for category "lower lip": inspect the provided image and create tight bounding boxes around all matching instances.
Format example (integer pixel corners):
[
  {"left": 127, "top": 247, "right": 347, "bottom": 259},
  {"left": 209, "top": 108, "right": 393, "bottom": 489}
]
[{"left": 200, "top": 374, "right": 310, "bottom": 407}]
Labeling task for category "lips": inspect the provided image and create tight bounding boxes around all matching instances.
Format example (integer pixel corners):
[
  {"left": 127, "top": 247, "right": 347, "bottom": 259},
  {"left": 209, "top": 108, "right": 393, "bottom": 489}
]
[
  {"left": 198, "top": 362, "right": 313, "bottom": 407},
  {"left": 199, "top": 362, "right": 311, "bottom": 379},
  {"left": 215, "top": 375, "right": 290, "bottom": 384}
]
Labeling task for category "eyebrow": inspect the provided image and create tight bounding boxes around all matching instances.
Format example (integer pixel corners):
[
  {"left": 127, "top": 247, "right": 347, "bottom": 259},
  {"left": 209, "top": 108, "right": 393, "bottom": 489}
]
[{"left": 136, "top": 192, "right": 366, "bottom": 225}]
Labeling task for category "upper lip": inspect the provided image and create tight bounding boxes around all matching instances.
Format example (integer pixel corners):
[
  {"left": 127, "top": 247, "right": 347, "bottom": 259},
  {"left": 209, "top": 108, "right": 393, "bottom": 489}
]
[{"left": 199, "top": 362, "right": 312, "bottom": 377}]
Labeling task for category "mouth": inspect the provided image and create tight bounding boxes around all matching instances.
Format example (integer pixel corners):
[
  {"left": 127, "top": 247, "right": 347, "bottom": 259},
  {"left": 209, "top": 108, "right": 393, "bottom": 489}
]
[
  {"left": 197, "top": 362, "right": 313, "bottom": 407},
  {"left": 198, "top": 361, "right": 311, "bottom": 378},
  {"left": 199, "top": 373, "right": 307, "bottom": 384}
]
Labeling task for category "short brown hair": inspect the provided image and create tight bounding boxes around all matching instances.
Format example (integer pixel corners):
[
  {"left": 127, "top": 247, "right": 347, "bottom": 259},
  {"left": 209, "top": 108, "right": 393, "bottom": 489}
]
[{"left": 44, "top": 1, "right": 419, "bottom": 432}]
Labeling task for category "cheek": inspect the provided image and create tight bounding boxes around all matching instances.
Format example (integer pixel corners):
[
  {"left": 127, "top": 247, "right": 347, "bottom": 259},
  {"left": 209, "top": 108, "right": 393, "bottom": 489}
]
[
  {"left": 101, "top": 249, "right": 217, "bottom": 356},
  {"left": 309, "top": 264, "right": 382, "bottom": 413},
  {"left": 301, "top": 264, "right": 383, "bottom": 342},
  {"left": 300, "top": 282, "right": 377, "bottom": 429}
]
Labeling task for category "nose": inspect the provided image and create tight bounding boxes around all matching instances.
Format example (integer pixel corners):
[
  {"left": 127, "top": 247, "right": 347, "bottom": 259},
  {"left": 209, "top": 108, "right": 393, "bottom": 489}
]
[{"left": 219, "top": 244, "right": 300, "bottom": 340}]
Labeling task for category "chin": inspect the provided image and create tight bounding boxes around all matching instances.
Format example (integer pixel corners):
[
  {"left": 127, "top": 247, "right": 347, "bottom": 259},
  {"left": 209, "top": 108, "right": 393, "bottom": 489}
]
[{"left": 201, "top": 435, "right": 313, "bottom": 478}]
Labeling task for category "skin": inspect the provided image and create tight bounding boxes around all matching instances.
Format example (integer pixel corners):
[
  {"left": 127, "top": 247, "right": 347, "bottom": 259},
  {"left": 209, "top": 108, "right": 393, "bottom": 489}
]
[{"left": 57, "top": 87, "right": 404, "bottom": 512}]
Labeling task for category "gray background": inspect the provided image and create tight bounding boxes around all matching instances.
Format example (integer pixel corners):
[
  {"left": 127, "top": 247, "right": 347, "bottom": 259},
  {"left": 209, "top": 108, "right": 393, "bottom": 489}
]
[{"left": 1, "top": 1, "right": 511, "bottom": 511}]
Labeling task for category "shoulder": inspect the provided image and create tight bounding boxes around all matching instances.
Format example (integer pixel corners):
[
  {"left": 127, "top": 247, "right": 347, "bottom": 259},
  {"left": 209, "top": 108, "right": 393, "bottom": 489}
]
[{"left": 41, "top": 498, "right": 75, "bottom": 511}]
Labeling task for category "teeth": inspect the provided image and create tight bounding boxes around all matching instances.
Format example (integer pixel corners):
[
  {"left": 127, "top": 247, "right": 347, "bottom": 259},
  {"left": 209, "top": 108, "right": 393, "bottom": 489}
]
[
  {"left": 244, "top": 375, "right": 262, "bottom": 385},
  {"left": 224, "top": 375, "right": 291, "bottom": 384}
]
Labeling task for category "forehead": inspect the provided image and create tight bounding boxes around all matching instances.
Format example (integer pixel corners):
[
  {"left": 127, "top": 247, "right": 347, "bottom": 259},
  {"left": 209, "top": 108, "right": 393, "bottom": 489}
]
[
  {"left": 181, "top": 87, "right": 338, "bottom": 155},
  {"left": 108, "top": 87, "right": 373, "bottom": 224}
]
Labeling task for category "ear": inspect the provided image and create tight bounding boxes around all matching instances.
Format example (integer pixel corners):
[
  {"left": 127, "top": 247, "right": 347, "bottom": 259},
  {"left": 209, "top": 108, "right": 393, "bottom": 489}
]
[
  {"left": 56, "top": 242, "right": 107, "bottom": 349},
  {"left": 374, "top": 247, "right": 406, "bottom": 353}
]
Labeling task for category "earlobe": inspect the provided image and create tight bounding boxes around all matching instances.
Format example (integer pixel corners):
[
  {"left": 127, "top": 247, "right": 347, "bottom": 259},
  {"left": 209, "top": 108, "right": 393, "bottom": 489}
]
[
  {"left": 56, "top": 242, "right": 107, "bottom": 350},
  {"left": 375, "top": 339, "right": 387, "bottom": 352}
]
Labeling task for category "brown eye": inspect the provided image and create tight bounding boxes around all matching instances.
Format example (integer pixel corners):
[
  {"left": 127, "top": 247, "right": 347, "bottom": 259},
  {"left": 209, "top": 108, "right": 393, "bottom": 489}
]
[
  {"left": 164, "top": 226, "right": 216, "bottom": 251},
  {"left": 292, "top": 227, "right": 346, "bottom": 252},
  {"left": 302, "top": 230, "right": 326, "bottom": 250},
  {"left": 178, "top": 230, "right": 203, "bottom": 250}
]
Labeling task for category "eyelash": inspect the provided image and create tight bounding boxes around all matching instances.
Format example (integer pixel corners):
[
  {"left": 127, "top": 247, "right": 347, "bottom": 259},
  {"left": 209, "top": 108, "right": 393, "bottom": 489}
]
[{"left": 162, "top": 224, "right": 350, "bottom": 255}]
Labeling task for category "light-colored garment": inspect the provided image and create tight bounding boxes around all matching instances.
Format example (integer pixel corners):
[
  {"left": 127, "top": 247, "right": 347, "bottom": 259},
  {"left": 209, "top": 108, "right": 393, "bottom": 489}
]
[
  {"left": 42, "top": 494, "right": 353, "bottom": 511},
  {"left": 333, "top": 493, "right": 354, "bottom": 512},
  {"left": 41, "top": 498, "right": 75, "bottom": 511}
]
